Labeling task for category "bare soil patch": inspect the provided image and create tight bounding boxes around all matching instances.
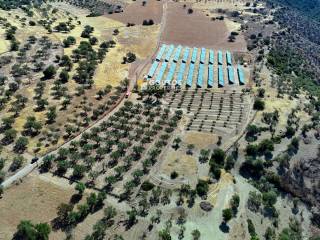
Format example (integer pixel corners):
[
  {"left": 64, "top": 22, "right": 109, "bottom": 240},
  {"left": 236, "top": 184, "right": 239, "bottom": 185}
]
[
  {"left": 182, "top": 131, "right": 218, "bottom": 149},
  {"left": 161, "top": 2, "right": 246, "bottom": 51},
  {"left": 160, "top": 148, "right": 198, "bottom": 184},
  {"left": 107, "top": 0, "right": 163, "bottom": 25},
  {"left": 0, "top": 173, "right": 74, "bottom": 240}
]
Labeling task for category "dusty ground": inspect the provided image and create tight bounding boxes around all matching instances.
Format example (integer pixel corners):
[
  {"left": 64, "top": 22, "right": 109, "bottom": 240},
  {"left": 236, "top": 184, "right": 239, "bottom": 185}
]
[
  {"left": 0, "top": 173, "right": 74, "bottom": 240},
  {"left": 159, "top": 148, "right": 198, "bottom": 185},
  {"left": 182, "top": 131, "right": 219, "bottom": 149},
  {"left": 107, "top": 0, "right": 163, "bottom": 25},
  {"left": 161, "top": 2, "right": 246, "bottom": 51}
]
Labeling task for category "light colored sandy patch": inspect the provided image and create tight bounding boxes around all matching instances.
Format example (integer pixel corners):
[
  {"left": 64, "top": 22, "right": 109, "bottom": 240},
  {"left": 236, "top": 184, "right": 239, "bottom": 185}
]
[
  {"left": 224, "top": 18, "right": 242, "bottom": 32},
  {"left": 0, "top": 174, "right": 74, "bottom": 240},
  {"left": 160, "top": 149, "right": 197, "bottom": 178},
  {"left": 0, "top": 29, "right": 10, "bottom": 54},
  {"left": 81, "top": 16, "right": 124, "bottom": 39},
  {"left": 193, "top": 0, "right": 249, "bottom": 12},
  {"left": 207, "top": 170, "right": 234, "bottom": 206},
  {"left": 37, "top": 172, "right": 77, "bottom": 190},
  {"left": 52, "top": 23, "right": 83, "bottom": 46},
  {"left": 182, "top": 131, "right": 218, "bottom": 149},
  {"left": 296, "top": 104, "right": 311, "bottom": 123},
  {"left": 65, "top": 76, "right": 78, "bottom": 93},
  {"left": 0, "top": 9, "right": 25, "bottom": 26},
  {"left": 181, "top": 169, "right": 234, "bottom": 240},
  {"left": 16, "top": 25, "right": 48, "bottom": 43},
  {"left": 53, "top": 2, "right": 90, "bottom": 16},
  {"left": 128, "top": 37, "right": 158, "bottom": 60}
]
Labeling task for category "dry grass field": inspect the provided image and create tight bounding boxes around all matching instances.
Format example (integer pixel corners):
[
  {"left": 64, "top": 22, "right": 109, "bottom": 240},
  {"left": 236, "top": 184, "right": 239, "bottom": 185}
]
[
  {"left": 182, "top": 131, "right": 218, "bottom": 149},
  {"left": 160, "top": 148, "right": 198, "bottom": 183},
  {"left": 52, "top": 3, "right": 127, "bottom": 89},
  {"left": 0, "top": 173, "right": 74, "bottom": 240},
  {"left": 95, "top": 24, "right": 160, "bottom": 88},
  {"left": 95, "top": 44, "right": 129, "bottom": 88},
  {"left": 192, "top": 0, "right": 251, "bottom": 11}
]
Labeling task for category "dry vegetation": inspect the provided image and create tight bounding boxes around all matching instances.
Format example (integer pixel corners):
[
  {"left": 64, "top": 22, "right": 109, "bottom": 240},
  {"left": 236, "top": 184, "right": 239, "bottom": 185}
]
[
  {"left": 0, "top": 173, "right": 74, "bottom": 239},
  {"left": 0, "top": 0, "right": 319, "bottom": 240},
  {"left": 0, "top": 1, "right": 159, "bottom": 179}
]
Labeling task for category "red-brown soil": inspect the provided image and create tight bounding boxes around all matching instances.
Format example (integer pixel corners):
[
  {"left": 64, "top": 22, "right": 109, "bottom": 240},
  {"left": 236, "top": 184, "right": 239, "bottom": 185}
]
[
  {"left": 161, "top": 2, "right": 246, "bottom": 51},
  {"left": 107, "top": 0, "right": 163, "bottom": 25}
]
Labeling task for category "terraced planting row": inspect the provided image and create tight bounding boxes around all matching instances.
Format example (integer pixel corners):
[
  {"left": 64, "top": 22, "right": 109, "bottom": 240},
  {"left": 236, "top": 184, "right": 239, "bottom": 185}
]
[{"left": 165, "top": 90, "right": 250, "bottom": 133}]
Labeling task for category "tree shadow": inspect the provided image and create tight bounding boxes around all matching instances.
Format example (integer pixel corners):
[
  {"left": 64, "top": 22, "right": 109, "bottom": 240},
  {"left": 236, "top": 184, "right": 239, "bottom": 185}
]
[
  {"left": 69, "top": 194, "right": 82, "bottom": 204},
  {"left": 263, "top": 206, "right": 277, "bottom": 219},
  {"left": 51, "top": 217, "right": 74, "bottom": 232},
  {"left": 292, "top": 207, "right": 299, "bottom": 215},
  {"left": 219, "top": 222, "right": 230, "bottom": 233},
  {"left": 123, "top": 219, "right": 135, "bottom": 231},
  {"left": 148, "top": 224, "right": 153, "bottom": 232},
  {"left": 51, "top": 217, "right": 62, "bottom": 231},
  {"left": 239, "top": 163, "right": 262, "bottom": 180},
  {"left": 264, "top": 152, "right": 273, "bottom": 161}
]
